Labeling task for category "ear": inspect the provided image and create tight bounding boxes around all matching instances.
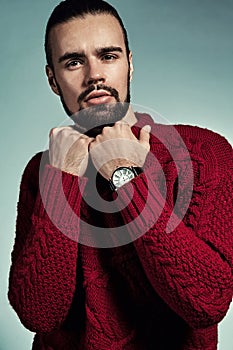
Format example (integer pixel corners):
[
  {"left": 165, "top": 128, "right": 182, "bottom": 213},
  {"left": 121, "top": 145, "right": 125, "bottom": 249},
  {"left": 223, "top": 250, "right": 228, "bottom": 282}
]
[
  {"left": 129, "top": 51, "right": 134, "bottom": 81},
  {"left": 45, "top": 65, "right": 60, "bottom": 96}
]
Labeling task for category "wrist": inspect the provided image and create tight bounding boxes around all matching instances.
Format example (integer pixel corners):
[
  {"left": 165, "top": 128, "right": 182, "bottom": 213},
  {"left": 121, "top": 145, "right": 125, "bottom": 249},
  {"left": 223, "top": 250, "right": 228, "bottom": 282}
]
[{"left": 109, "top": 166, "right": 143, "bottom": 191}]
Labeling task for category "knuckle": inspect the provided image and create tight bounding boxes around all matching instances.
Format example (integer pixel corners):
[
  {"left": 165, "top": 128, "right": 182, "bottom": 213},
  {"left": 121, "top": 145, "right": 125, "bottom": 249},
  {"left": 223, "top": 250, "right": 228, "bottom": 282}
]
[
  {"left": 115, "top": 121, "right": 121, "bottom": 125},
  {"left": 78, "top": 136, "right": 89, "bottom": 146},
  {"left": 102, "top": 126, "right": 111, "bottom": 134},
  {"left": 50, "top": 127, "right": 67, "bottom": 138},
  {"left": 95, "top": 134, "right": 101, "bottom": 142}
]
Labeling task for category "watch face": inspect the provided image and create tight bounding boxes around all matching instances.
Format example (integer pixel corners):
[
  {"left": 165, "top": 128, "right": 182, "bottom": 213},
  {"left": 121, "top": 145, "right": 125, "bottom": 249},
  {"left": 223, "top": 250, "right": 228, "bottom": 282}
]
[{"left": 112, "top": 167, "right": 135, "bottom": 188}]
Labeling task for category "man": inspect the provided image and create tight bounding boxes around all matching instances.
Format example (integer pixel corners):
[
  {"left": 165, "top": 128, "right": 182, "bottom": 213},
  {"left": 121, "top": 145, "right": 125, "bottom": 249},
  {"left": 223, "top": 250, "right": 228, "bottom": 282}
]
[{"left": 8, "top": 0, "right": 233, "bottom": 349}]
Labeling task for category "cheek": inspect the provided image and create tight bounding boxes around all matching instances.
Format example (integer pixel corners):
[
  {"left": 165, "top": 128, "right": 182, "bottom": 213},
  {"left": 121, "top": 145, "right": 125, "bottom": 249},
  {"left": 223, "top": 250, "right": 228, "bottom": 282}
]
[
  {"left": 62, "top": 78, "right": 78, "bottom": 92},
  {"left": 58, "top": 76, "right": 81, "bottom": 100},
  {"left": 56, "top": 70, "right": 80, "bottom": 91},
  {"left": 116, "top": 69, "right": 129, "bottom": 97}
]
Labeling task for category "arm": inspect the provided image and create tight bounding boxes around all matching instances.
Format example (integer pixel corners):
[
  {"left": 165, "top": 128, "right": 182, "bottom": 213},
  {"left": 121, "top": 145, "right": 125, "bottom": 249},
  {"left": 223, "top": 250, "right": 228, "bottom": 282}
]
[
  {"left": 113, "top": 129, "right": 233, "bottom": 329},
  {"left": 8, "top": 152, "right": 87, "bottom": 333},
  {"left": 9, "top": 125, "right": 93, "bottom": 333}
]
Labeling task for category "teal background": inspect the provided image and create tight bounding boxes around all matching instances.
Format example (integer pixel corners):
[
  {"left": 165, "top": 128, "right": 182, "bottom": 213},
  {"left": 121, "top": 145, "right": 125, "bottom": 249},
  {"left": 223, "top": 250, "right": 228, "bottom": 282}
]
[{"left": 0, "top": 0, "right": 232, "bottom": 349}]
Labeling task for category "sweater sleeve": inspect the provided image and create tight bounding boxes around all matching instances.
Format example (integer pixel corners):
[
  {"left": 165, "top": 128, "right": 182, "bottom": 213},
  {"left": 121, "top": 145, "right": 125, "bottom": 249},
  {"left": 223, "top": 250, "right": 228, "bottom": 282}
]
[
  {"left": 113, "top": 128, "right": 233, "bottom": 329},
  {"left": 8, "top": 152, "right": 87, "bottom": 333}
]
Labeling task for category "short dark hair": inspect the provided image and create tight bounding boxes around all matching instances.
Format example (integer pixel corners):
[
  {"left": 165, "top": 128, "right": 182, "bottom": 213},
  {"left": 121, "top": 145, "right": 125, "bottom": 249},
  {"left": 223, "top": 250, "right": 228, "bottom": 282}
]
[{"left": 45, "top": 0, "right": 130, "bottom": 68}]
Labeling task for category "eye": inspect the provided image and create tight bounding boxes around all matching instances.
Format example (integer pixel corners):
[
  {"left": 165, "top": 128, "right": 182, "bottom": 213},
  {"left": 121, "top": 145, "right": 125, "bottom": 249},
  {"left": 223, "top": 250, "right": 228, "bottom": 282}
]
[
  {"left": 66, "top": 60, "right": 83, "bottom": 70},
  {"left": 102, "top": 54, "right": 118, "bottom": 61}
]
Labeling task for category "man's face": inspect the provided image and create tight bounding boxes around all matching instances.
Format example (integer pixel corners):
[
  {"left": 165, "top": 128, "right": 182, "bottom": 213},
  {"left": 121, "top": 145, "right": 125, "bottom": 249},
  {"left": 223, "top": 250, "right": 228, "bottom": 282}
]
[{"left": 46, "top": 13, "right": 133, "bottom": 131}]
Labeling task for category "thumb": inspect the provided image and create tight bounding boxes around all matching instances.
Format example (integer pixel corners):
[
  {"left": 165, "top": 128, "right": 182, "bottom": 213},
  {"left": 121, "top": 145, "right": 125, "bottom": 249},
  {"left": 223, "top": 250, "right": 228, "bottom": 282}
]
[{"left": 139, "top": 124, "right": 151, "bottom": 147}]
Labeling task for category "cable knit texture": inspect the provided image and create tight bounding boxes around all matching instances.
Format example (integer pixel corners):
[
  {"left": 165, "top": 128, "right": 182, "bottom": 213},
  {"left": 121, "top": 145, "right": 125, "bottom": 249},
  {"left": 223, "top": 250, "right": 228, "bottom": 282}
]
[{"left": 8, "top": 113, "right": 233, "bottom": 349}]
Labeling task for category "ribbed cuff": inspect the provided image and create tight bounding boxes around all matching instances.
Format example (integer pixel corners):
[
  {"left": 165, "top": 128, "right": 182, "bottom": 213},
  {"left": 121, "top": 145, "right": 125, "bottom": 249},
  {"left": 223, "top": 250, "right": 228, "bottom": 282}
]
[
  {"left": 34, "top": 164, "right": 87, "bottom": 231},
  {"left": 113, "top": 169, "right": 171, "bottom": 238}
]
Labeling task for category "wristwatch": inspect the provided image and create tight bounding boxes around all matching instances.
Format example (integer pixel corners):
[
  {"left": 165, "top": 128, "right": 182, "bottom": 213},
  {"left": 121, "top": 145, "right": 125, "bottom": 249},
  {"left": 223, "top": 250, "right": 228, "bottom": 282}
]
[{"left": 109, "top": 166, "right": 143, "bottom": 191}]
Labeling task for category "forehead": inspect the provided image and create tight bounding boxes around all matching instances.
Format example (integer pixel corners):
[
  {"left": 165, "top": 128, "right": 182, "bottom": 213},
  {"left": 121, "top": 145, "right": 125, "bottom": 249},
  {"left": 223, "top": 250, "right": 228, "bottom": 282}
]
[{"left": 50, "top": 13, "right": 126, "bottom": 58}]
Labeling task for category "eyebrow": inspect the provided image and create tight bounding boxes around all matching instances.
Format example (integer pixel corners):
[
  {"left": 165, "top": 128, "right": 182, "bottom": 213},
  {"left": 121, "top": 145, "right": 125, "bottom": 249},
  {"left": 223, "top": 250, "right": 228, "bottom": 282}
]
[
  {"left": 58, "top": 46, "right": 123, "bottom": 64},
  {"left": 96, "top": 46, "right": 123, "bottom": 55},
  {"left": 58, "top": 52, "right": 85, "bottom": 64}
]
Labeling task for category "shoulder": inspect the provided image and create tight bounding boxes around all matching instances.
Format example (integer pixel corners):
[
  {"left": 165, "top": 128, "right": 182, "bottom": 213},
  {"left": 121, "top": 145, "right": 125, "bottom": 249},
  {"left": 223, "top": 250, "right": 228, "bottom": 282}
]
[
  {"left": 136, "top": 112, "right": 232, "bottom": 156},
  {"left": 149, "top": 122, "right": 232, "bottom": 183},
  {"left": 150, "top": 122, "right": 232, "bottom": 160},
  {"left": 174, "top": 124, "right": 232, "bottom": 151},
  {"left": 174, "top": 124, "right": 232, "bottom": 171}
]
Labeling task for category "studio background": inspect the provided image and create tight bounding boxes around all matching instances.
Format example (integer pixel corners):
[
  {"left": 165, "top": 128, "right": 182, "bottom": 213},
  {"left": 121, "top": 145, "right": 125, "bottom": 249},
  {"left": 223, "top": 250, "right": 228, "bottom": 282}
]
[{"left": 0, "top": 0, "right": 232, "bottom": 349}]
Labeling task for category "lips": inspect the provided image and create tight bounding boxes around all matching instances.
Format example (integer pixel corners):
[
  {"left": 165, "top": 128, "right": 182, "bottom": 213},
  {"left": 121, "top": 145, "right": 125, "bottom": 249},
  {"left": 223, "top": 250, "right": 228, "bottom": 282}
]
[{"left": 84, "top": 90, "right": 113, "bottom": 105}]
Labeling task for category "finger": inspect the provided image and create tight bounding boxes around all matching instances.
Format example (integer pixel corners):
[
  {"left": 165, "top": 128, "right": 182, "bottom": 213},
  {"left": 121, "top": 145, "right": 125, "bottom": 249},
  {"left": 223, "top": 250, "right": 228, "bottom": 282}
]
[
  {"left": 139, "top": 124, "right": 151, "bottom": 145},
  {"left": 49, "top": 128, "right": 55, "bottom": 137},
  {"left": 49, "top": 126, "right": 77, "bottom": 137},
  {"left": 88, "top": 138, "right": 95, "bottom": 151},
  {"left": 115, "top": 120, "right": 130, "bottom": 127}
]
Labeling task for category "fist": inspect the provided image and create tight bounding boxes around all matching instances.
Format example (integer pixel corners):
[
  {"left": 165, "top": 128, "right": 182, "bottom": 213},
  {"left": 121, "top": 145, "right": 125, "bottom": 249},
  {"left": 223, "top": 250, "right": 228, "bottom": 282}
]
[
  {"left": 49, "top": 126, "right": 93, "bottom": 177},
  {"left": 89, "top": 122, "right": 151, "bottom": 179}
]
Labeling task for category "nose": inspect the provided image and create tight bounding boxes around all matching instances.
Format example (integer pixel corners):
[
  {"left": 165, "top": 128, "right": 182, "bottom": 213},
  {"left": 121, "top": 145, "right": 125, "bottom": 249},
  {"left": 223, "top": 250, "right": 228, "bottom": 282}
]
[{"left": 85, "top": 59, "right": 106, "bottom": 86}]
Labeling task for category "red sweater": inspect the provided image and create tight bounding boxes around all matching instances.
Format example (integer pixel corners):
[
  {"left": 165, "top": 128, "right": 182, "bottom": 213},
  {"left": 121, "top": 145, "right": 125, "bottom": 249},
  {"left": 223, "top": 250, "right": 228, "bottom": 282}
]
[{"left": 9, "top": 113, "right": 233, "bottom": 349}]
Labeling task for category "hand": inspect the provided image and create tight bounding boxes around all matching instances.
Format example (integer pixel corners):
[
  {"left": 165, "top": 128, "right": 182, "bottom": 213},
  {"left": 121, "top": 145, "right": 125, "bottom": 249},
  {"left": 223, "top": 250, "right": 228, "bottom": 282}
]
[
  {"left": 49, "top": 126, "right": 93, "bottom": 176},
  {"left": 89, "top": 122, "right": 151, "bottom": 179}
]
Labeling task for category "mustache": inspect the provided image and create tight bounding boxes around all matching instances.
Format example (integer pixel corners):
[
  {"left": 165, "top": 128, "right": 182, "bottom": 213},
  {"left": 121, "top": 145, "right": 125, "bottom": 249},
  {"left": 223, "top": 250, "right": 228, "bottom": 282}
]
[{"left": 77, "top": 84, "right": 120, "bottom": 105}]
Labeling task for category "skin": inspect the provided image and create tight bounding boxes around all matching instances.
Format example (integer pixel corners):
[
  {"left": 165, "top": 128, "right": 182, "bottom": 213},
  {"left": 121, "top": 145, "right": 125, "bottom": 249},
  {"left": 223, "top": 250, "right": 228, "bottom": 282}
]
[{"left": 47, "top": 13, "right": 150, "bottom": 179}]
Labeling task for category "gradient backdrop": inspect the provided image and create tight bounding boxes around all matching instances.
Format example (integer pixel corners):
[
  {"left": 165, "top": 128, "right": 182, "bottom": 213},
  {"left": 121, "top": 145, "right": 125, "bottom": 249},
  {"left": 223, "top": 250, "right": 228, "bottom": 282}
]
[{"left": 0, "top": 0, "right": 232, "bottom": 349}]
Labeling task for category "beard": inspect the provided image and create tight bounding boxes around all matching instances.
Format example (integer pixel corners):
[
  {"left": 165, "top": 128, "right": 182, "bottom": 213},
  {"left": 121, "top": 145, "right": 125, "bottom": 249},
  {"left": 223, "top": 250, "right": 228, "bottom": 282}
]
[
  {"left": 73, "top": 101, "right": 130, "bottom": 137},
  {"left": 56, "top": 71, "right": 131, "bottom": 137}
]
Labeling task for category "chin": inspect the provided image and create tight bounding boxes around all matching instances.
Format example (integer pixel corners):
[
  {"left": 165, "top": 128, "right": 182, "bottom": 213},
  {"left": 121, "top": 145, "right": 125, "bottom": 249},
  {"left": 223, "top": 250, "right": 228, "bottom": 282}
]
[{"left": 72, "top": 102, "right": 130, "bottom": 134}]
